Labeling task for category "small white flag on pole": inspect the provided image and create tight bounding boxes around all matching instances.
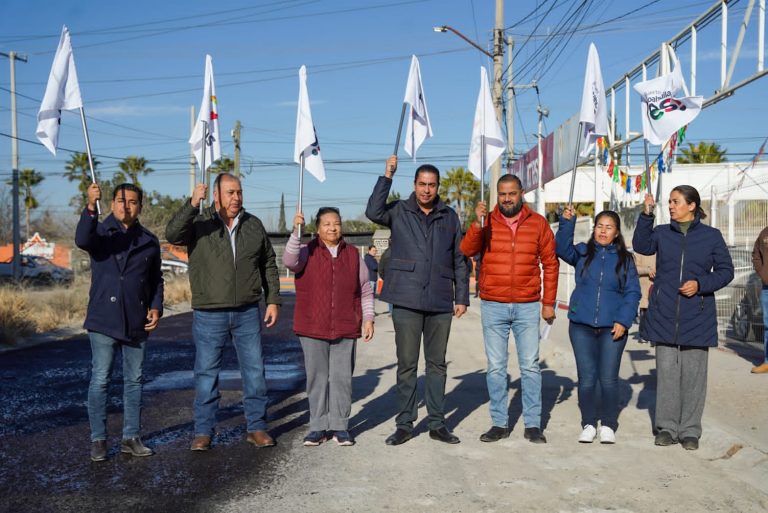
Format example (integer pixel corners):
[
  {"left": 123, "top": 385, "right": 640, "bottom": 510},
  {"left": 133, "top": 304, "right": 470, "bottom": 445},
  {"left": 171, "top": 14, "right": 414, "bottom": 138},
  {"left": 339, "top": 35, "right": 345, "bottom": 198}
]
[
  {"left": 633, "top": 52, "right": 702, "bottom": 146},
  {"left": 468, "top": 66, "right": 505, "bottom": 180},
  {"left": 294, "top": 65, "right": 325, "bottom": 182},
  {"left": 403, "top": 55, "right": 433, "bottom": 159},
  {"left": 189, "top": 54, "right": 221, "bottom": 171},
  {"left": 36, "top": 26, "right": 83, "bottom": 156},
  {"left": 578, "top": 43, "right": 608, "bottom": 157}
]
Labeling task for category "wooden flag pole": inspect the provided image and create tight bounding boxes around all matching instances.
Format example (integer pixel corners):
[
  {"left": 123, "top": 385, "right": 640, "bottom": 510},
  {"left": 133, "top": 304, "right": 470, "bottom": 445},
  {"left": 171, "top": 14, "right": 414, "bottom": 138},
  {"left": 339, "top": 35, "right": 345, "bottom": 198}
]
[
  {"left": 567, "top": 121, "right": 583, "bottom": 206},
  {"left": 393, "top": 102, "right": 407, "bottom": 155},
  {"left": 643, "top": 139, "right": 654, "bottom": 204},
  {"left": 78, "top": 107, "right": 100, "bottom": 215}
]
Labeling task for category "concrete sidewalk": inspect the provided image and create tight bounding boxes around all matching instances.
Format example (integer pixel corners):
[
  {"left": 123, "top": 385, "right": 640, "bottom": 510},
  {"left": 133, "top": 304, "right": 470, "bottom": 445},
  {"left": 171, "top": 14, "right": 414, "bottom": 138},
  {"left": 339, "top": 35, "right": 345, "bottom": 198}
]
[{"left": 225, "top": 297, "right": 768, "bottom": 512}]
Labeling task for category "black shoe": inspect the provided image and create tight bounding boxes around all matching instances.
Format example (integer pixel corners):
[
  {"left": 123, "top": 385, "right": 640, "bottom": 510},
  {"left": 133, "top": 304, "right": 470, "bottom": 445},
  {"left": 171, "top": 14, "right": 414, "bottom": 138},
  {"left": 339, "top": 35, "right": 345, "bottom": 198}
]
[
  {"left": 429, "top": 427, "right": 460, "bottom": 444},
  {"left": 524, "top": 427, "right": 547, "bottom": 444},
  {"left": 120, "top": 437, "right": 154, "bottom": 457},
  {"left": 385, "top": 428, "right": 413, "bottom": 446},
  {"left": 90, "top": 440, "right": 107, "bottom": 462},
  {"left": 654, "top": 431, "right": 678, "bottom": 446},
  {"left": 681, "top": 436, "right": 699, "bottom": 450},
  {"left": 480, "top": 426, "right": 510, "bottom": 443}
]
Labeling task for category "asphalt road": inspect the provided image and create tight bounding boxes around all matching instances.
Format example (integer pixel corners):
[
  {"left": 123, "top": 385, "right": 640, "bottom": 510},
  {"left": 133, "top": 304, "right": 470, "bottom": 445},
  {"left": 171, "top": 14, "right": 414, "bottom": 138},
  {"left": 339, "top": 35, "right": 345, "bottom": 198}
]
[{"left": 0, "top": 296, "right": 305, "bottom": 513}]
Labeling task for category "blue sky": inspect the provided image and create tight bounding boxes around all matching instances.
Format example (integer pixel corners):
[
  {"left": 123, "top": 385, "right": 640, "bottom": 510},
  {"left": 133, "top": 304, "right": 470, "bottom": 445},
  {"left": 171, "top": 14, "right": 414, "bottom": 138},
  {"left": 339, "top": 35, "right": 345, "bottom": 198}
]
[{"left": 1, "top": 0, "right": 766, "bottom": 231}]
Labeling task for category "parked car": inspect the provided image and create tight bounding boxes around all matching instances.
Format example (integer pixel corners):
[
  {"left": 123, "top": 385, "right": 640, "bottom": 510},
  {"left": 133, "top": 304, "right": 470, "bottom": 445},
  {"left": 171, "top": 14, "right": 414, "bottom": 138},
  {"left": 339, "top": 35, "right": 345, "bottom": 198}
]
[
  {"left": 0, "top": 255, "right": 74, "bottom": 286},
  {"left": 161, "top": 255, "right": 188, "bottom": 275},
  {"left": 716, "top": 248, "right": 764, "bottom": 342}
]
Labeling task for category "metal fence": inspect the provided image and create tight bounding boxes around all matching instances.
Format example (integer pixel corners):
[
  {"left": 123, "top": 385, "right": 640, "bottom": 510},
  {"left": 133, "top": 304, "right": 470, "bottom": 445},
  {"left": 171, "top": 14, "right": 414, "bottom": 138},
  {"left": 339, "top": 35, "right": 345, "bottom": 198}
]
[{"left": 551, "top": 200, "right": 767, "bottom": 345}]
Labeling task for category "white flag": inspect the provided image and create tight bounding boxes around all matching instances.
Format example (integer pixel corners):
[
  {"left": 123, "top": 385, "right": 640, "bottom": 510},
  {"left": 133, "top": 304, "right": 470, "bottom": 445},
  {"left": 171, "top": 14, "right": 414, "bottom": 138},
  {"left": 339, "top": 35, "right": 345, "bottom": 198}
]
[
  {"left": 633, "top": 53, "right": 702, "bottom": 146},
  {"left": 36, "top": 26, "right": 83, "bottom": 156},
  {"left": 468, "top": 66, "right": 505, "bottom": 180},
  {"left": 403, "top": 55, "right": 432, "bottom": 159},
  {"left": 189, "top": 54, "right": 221, "bottom": 172},
  {"left": 294, "top": 65, "right": 325, "bottom": 182},
  {"left": 578, "top": 43, "right": 608, "bottom": 157}
]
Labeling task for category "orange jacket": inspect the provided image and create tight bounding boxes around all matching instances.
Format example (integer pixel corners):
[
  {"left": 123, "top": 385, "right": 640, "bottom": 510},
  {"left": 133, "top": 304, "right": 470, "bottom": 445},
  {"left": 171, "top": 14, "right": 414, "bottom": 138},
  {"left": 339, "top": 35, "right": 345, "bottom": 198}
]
[{"left": 460, "top": 204, "right": 558, "bottom": 305}]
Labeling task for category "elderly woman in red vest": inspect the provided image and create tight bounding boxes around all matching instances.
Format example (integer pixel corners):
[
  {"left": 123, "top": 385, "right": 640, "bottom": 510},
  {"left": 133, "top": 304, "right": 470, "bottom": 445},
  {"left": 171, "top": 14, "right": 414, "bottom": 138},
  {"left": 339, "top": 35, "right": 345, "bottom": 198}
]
[{"left": 283, "top": 207, "right": 375, "bottom": 447}]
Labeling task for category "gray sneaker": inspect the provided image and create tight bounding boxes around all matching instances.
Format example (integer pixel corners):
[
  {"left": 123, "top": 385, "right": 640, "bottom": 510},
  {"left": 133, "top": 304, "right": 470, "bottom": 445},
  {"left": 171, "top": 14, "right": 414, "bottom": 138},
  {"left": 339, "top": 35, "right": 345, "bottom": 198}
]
[
  {"left": 90, "top": 440, "right": 107, "bottom": 462},
  {"left": 120, "top": 437, "right": 154, "bottom": 457}
]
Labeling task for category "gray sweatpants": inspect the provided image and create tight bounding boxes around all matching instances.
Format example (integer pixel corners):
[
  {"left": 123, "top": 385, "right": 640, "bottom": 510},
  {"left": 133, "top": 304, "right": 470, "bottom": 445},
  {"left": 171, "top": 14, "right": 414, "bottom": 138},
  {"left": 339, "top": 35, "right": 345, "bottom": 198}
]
[
  {"left": 299, "top": 337, "right": 356, "bottom": 432},
  {"left": 655, "top": 343, "right": 709, "bottom": 440}
]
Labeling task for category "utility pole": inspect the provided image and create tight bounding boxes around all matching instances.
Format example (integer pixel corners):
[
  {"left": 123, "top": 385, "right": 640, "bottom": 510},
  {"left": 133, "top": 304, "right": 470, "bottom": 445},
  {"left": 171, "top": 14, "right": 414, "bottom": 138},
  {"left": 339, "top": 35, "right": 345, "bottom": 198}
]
[
  {"left": 232, "top": 120, "right": 241, "bottom": 177},
  {"left": 2, "top": 51, "right": 28, "bottom": 282},
  {"left": 189, "top": 105, "right": 196, "bottom": 197},
  {"left": 505, "top": 36, "right": 515, "bottom": 170},
  {"left": 490, "top": 0, "right": 504, "bottom": 210}
]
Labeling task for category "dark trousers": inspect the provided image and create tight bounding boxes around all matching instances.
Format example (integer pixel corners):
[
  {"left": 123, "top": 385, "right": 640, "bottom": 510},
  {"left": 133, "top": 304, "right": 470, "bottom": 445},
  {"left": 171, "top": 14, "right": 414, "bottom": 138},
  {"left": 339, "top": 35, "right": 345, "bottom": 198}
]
[
  {"left": 391, "top": 306, "right": 453, "bottom": 432},
  {"left": 568, "top": 322, "right": 627, "bottom": 430}
]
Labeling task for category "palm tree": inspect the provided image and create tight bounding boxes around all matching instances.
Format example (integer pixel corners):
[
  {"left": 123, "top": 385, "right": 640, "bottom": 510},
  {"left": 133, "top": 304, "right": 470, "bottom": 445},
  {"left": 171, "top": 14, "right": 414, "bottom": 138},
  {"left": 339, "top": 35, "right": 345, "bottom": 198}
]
[
  {"left": 115, "top": 155, "right": 154, "bottom": 188},
  {"left": 64, "top": 152, "right": 100, "bottom": 211},
  {"left": 439, "top": 167, "right": 480, "bottom": 226},
  {"left": 677, "top": 142, "right": 727, "bottom": 164},
  {"left": 210, "top": 156, "right": 235, "bottom": 174},
  {"left": 5, "top": 168, "right": 44, "bottom": 239}
]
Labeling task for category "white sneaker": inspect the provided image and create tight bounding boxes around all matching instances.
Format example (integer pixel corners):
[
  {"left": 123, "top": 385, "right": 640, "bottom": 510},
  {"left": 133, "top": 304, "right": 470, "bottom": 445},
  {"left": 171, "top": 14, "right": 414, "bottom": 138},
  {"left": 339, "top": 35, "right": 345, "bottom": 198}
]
[
  {"left": 578, "top": 424, "right": 597, "bottom": 443},
  {"left": 599, "top": 425, "right": 616, "bottom": 444}
]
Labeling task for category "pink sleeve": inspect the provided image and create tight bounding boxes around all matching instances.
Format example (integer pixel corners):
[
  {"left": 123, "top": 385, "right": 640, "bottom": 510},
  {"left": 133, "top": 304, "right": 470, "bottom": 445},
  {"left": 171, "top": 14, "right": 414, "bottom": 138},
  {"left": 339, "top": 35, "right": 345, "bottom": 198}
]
[
  {"left": 359, "top": 256, "right": 375, "bottom": 322},
  {"left": 282, "top": 230, "right": 308, "bottom": 273}
]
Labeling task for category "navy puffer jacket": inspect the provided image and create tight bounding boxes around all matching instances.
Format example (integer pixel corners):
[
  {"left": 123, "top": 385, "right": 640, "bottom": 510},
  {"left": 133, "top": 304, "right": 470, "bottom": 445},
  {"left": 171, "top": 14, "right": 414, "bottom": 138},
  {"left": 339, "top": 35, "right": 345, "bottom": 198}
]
[
  {"left": 556, "top": 217, "right": 641, "bottom": 329},
  {"left": 632, "top": 213, "right": 734, "bottom": 347},
  {"left": 365, "top": 176, "right": 470, "bottom": 313}
]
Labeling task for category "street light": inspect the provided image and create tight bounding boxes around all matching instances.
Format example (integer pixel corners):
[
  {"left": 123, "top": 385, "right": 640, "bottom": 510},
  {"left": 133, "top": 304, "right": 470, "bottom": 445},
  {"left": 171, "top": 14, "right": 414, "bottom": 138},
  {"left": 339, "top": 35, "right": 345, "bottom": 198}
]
[
  {"left": 434, "top": 24, "right": 503, "bottom": 210},
  {"left": 432, "top": 25, "right": 493, "bottom": 59}
]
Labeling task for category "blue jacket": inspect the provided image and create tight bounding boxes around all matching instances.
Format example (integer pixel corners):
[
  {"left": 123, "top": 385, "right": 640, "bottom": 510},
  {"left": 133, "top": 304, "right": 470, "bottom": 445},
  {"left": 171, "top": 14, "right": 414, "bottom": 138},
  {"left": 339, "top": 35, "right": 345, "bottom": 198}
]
[
  {"left": 76, "top": 210, "right": 164, "bottom": 342},
  {"left": 556, "top": 217, "right": 641, "bottom": 329},
  {"left": 365, "top": 176, "right": 470, "bottom": 313},
  {"left": 632, "top": 213, "right": 734, "bottom": 347}
]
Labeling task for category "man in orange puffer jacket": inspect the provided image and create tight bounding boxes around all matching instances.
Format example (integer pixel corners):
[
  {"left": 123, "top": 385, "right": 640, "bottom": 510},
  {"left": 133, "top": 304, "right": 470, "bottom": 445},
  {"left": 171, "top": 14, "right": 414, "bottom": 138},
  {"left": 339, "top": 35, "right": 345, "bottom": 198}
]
[{"left": 460, "top": 174, "right": 559, "bottom": 444}]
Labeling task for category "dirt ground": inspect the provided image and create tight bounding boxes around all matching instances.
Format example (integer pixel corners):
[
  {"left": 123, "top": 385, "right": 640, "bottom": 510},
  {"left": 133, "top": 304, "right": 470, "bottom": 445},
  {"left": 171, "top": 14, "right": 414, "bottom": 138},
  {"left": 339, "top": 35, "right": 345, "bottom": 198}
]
[{"left": 221, "top": 298, "right": 768, "bottom": 513}]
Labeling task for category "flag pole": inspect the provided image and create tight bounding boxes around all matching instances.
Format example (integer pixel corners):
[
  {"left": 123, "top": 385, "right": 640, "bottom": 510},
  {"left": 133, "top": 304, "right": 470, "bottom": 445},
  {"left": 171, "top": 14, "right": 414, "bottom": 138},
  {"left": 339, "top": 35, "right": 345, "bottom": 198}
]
[
  {"left": 78, "top": 107, "right": 100, "bottom": 215},
  {"left": 199, "top": 120, "right": 208, "bottom": 215},
  {"left": 393, "top": 102, "right": 407, "bottom": 155},
  {"left": 567, "top": 121, "right": 583, "bottom": 206},
  {"left": 480, "top": 134, "right": 486, "bottom": 228},
  {"left": 643, "top": 139, "right": 654, "bottom": 204},
  {"left": 298, "top": 153, "right": 305, "bottom": 238}
]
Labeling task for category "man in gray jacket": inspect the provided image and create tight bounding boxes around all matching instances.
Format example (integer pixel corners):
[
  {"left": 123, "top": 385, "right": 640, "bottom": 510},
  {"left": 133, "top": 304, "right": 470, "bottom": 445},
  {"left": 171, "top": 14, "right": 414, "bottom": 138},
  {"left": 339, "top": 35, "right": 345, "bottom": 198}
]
[
  {"left": 366, "top": 155, "right": 469, "bottom": 446},
  {"left": 166, "top": 173, "right": 281, "bottom": 451}
]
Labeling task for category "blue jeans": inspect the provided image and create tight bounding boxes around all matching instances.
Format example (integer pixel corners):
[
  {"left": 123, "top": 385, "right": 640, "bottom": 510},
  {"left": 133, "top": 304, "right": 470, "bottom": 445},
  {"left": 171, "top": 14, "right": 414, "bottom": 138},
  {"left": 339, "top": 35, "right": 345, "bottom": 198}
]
[
  {"left": 568, "top": 322, "right": 627, "bottom": 430},
  {"left": 192, "top": 304, "right": 268, "bottom": 436},
  {"left": 480, "top": 300, "right": 542, "bottom": 429},
  {"left": 762, "top": 288, "right": 768, "bottom": 362},
  {"left": 87, "top": 331, "right": 146, "bottom": 442}
]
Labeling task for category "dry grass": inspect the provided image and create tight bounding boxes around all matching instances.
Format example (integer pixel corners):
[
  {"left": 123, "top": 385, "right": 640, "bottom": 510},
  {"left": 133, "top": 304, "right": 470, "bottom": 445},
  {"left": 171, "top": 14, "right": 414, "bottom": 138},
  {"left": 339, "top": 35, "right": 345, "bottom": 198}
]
[
  {"left": 164, "top": 275, "right": 191, "bottom": 305},
  {"left": 0, "top": 273, "right": 191, "bottom": 345}
]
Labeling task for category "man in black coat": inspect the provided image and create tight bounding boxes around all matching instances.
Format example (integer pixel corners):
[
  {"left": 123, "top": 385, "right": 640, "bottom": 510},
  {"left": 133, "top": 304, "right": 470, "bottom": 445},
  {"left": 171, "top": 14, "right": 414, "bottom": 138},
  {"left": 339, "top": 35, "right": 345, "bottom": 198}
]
[
  {"left": 366, "top": 155, "right": 469, "bottom": 446},
  {"left": 75, "top": 182, "right": 164, "bottom": 463}
]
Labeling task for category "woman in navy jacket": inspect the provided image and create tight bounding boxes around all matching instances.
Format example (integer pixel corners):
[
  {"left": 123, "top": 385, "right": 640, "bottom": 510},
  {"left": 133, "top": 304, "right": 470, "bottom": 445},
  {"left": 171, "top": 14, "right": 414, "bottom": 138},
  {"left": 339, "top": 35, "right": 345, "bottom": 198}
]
[
  {"left": 557, "top": 208, "right": 641, "bottom": 444},
  {"left": 633, "top": 185, "right": 733, "bottom": 450}
]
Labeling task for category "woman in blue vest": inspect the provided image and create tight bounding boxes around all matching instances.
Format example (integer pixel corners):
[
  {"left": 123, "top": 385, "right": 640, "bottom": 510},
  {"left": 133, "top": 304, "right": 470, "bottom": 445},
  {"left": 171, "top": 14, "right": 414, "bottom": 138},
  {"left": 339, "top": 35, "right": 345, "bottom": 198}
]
[
  {"left": 633, "top": 186, "right": 733, "bottom": 450},
  {"left": 283, "top": 207, "right": 375, "bottom": 447},
  {"left": 557, "top": 207, "right": 641, "bottom": 444}
]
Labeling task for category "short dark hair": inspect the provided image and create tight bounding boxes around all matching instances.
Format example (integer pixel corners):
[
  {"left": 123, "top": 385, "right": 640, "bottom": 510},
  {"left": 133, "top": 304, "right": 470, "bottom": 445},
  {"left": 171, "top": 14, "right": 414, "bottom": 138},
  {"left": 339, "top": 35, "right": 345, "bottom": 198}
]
[
  {"left": 368, "top": 244, "right": 376, "bottom": 250},
  {"left": 497, "top": 173, "right": 523, "bottom": 190},
  {"left": 671, "top": 184, "right": 707, "bottom": 219},
  {"left": 414, "top": 164, "right": 440, "bottom": 184},
  {"left": 112, "top": 183, "right": 143, "bottom": 205},
  {"left": 315, "top": 206, "right": 341, "bottom": 227}
]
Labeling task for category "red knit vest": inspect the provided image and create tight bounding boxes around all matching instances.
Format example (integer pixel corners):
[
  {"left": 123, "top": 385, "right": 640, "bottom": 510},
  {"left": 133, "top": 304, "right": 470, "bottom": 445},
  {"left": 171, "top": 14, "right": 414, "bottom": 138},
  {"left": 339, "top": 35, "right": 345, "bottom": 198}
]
[{"left": 294, "top": 238, "right": 362, "bottom": 340}]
